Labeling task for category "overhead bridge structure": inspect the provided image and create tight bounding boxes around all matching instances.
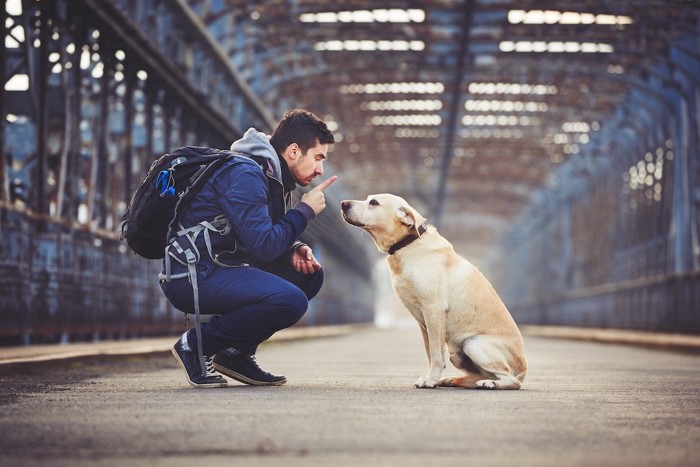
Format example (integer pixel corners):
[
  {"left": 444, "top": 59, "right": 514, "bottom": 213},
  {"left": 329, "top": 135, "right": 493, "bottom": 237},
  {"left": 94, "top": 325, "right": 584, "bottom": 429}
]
[{"left": 1, "top": 0, "right": 699, "bottom": 344}]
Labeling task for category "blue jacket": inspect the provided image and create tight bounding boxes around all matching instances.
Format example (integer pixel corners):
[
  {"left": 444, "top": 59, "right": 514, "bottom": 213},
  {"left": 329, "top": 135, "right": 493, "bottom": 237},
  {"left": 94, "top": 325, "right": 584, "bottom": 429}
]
[{"left": 166, "top": 128, "right": 315, "bottom": 279}]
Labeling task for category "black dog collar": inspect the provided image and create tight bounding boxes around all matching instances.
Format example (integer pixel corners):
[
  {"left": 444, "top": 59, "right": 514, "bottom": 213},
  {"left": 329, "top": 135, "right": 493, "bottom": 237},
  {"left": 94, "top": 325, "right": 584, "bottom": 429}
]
[{"left": 388, "top": 224, "right": 427, "bottom": 255}]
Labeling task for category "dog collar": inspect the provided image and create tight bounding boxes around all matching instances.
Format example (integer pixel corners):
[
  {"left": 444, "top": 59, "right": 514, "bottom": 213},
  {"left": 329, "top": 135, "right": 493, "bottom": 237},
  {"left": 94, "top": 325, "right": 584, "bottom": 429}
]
[{"left": 388, "top": 224, "right": 427, "bottom": 255}]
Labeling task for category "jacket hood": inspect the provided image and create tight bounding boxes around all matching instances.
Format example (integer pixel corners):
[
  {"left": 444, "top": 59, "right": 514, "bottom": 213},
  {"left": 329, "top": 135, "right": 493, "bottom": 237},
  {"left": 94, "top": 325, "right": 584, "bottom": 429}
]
[{"left": 230, "top": 127, "right": 282, "bottom": 182}]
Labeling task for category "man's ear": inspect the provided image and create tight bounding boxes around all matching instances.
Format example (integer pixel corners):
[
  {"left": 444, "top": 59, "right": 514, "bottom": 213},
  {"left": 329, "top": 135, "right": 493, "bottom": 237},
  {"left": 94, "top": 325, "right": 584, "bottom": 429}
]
[{"left": 285, "top": 143, "right": 300, "bottom": 160}]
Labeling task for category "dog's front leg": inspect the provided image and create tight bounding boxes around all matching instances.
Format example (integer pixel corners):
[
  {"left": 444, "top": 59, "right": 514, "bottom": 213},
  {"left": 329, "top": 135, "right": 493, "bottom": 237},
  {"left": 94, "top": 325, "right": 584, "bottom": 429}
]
[
  {"left": 418, "top": 322, "right": 430, "bottom": 365},
  {"left": 414, "top": 307, "right": 446, "bottom": 389}
]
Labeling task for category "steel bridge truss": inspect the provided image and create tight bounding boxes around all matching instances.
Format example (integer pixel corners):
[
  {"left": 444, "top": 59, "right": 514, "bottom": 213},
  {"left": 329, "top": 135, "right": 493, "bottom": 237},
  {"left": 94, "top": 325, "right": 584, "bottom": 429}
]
[{"left": 0, "top": 0, "right": 373, "bottom": 344}]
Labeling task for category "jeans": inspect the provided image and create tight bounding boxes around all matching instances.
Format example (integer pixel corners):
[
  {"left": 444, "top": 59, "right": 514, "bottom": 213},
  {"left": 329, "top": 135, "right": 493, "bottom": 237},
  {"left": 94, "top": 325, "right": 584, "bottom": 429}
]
[{"left": 161, "top": 259, "right": 323, "bottom": 356}]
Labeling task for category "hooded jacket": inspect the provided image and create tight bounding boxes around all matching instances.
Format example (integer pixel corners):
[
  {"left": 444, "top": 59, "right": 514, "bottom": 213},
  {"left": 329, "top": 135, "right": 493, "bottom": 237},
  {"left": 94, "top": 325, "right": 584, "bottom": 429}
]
[{"left": 166, "top": 128, "right": 315, "bottom": 279}]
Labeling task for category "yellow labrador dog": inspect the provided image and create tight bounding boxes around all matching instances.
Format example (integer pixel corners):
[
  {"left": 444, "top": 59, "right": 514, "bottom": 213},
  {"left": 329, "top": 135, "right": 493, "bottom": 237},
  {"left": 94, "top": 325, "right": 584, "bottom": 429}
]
[{"left": 341, "top": 194, "right": 527, "bottom": 389}]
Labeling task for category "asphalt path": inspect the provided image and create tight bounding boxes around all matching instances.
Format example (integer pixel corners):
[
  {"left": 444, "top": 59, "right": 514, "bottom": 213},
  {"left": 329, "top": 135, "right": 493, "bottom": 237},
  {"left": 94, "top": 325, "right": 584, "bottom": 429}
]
[{"left": 1, "top": 326, "right": 699, "bottom": 466}]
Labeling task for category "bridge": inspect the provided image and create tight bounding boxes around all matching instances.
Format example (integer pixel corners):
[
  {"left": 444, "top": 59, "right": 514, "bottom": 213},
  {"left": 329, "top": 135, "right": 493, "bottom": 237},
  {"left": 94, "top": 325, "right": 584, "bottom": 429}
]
[{"left": 1, "top": 1, "right": 699, "bottom": 464}]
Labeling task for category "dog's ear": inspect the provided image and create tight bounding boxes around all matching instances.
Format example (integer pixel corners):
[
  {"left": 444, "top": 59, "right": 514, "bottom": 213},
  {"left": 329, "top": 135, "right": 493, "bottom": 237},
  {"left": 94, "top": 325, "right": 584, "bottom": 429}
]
[
  {"left": 397, "top": 206, "right": 417, "bottom": 228},
  {"left": 397, "top": 206, "right": 425, "bottom": 237}
]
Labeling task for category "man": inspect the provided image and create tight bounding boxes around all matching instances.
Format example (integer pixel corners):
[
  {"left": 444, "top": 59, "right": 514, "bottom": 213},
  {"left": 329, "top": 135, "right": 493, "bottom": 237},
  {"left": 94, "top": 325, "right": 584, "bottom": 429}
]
[{"left": 163, "top": 109, "right": 336, "bottom": 388}]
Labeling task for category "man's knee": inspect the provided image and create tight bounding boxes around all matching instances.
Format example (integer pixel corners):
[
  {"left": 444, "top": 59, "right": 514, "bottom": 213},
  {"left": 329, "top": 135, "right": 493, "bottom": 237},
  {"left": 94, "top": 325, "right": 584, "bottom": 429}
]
[
  {"left": 304, "top": 268, "right": 324, "bottom": 300},
  {"left": 271, "top": 286, "right": 308, "bottom": 326}
]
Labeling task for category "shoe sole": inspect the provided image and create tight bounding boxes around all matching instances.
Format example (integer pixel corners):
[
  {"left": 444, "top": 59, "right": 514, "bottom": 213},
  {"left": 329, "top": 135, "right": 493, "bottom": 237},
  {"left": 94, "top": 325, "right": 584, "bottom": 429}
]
[
  {"left": 212, "top": 362, "right": 287, "bottom": 386},
  {"left": 171, "top": 346, "right": 228, "bottom": 389}
]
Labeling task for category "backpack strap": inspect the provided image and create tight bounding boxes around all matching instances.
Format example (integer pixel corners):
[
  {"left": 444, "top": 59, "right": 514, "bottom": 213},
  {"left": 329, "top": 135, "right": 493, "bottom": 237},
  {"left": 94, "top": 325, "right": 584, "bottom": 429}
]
[{"left": 159, "top": 214, "right": 248, "bottom": 377}]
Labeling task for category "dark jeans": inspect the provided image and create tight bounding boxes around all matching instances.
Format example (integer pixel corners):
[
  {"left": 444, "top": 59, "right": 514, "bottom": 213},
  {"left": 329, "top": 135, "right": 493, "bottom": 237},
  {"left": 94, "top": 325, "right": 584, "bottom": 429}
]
[{"left": 161, "top": 259, "right": 323, "bottom": 356}]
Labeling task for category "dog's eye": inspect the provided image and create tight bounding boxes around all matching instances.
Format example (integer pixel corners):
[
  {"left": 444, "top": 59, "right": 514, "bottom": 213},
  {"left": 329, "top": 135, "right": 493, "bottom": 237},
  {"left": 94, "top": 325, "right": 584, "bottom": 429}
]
[{"left": 369, "top": 199, "right": 379, "bottom": 206}]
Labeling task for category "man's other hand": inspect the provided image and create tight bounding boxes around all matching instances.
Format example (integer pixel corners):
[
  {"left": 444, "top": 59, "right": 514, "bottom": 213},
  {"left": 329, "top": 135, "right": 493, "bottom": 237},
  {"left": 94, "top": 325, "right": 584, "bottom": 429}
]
[{"left": 292, "top": 245, "right": 321, "bottom": 274}]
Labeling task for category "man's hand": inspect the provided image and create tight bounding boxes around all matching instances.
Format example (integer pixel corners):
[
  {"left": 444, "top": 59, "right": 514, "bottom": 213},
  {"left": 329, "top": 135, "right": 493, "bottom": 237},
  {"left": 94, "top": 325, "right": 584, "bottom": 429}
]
[
  {"left": 301, "top": 176, "right": 337, "bottom": 215},
  {"left": 292, "top": 245, "right": 321, "bottom": 274}
]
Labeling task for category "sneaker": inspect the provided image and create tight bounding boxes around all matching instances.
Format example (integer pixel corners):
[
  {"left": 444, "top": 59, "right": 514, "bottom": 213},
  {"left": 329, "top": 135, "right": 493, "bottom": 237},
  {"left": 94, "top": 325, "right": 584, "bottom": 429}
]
[
  {"left": 212, "top": 349, "right": 287, "bottom": 386},
  {"left": 171, "top": 333, "right": 228, "bottom": 388}
]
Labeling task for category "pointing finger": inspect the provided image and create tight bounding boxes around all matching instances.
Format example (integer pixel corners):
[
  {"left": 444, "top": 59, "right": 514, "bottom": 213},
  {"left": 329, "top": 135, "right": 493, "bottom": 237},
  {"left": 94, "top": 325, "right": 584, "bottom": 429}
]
[{"left": 313, "top": 175, "right": 337, "bottom": 191}]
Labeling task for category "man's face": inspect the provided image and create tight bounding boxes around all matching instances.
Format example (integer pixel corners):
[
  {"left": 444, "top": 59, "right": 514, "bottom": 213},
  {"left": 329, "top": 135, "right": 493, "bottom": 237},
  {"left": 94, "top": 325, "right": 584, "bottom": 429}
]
[{"left": 287, "top": 141, "right": 327, "bottom": 187}]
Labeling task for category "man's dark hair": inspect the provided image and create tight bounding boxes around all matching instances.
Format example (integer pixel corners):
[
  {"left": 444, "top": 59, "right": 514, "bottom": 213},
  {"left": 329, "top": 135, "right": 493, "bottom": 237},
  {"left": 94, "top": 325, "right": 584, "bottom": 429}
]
[{"left": 270, "top": 109, "right": 335, "bottom": 156}]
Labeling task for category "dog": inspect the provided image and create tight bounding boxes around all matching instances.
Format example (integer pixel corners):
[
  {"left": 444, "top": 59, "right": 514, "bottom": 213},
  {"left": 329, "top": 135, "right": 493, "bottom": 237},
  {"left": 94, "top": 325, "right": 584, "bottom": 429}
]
[{"left": 341, "top": 194, "right": 527, "bottom": 389}]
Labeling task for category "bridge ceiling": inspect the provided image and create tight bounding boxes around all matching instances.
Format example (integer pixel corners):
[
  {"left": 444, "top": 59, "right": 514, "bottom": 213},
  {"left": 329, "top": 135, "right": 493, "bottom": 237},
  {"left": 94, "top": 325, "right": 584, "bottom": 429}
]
[{"left": 185, "top": 0, "right": 695, "bottom": 261}]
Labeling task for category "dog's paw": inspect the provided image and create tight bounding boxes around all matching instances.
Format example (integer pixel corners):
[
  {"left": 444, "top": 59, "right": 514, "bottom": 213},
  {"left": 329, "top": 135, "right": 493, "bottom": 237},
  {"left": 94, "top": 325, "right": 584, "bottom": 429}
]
[
  {"left": 438, "top": 377, "right": 456, "bottom": 387},
  {"left": 414, "top": 376, "right": 438, "bottom": 389},
  {"left": 475, "top": 379, "right": 498, "bottom": 389}
]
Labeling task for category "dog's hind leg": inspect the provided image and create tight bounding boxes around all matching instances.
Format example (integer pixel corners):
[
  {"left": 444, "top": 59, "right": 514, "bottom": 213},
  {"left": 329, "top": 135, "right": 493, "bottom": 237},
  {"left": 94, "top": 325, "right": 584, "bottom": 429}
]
[
  {"left": 474, "top": 371, "right": 521, "bottom": 390},
  {"left": 438, "top": 347, "right": 489, "bottom": 388},
  {"left": 438, "top": 373, "right": 485, "bottom": 388},
  {"left": 462, "top": 336, "right": 522, "bottom": 390}
]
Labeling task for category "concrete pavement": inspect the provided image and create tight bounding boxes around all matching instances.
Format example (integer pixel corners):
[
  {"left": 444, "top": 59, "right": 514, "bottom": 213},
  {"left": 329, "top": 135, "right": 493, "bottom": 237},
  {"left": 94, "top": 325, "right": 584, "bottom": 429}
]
[
  {"left": 0, "top": 324, "right": 364, "bottom": 365},
  {"left": 1, "top": 324, "right": 699, "bottom": 366},
  {"left": 0, "top": 326, "right": 699, "bottom": 466}
]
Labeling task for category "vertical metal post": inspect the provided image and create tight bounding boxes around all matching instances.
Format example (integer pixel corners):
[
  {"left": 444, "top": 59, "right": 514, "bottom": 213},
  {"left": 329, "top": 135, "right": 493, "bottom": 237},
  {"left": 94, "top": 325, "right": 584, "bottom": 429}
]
[
  {"left": 35, "top": 0, "right": 51, "bottom": 216},
  {"left": 673, "top": 97, "right": 693, "bottom": 273},
  {"left": 95, "top": 54, "right": 110, "bottom": 228},
  {"left": 164, "top": 97, "right": 172, "bottom": 152},
  {"left": 683, "top": 84, "right": 699, "bottom": 271},
  {"left": 55, "top": 30, "right": 71, "bottom": 219},
  {"left": 433, "top": 0, "right": 472, "bottom": 229},
  {"left": 145, "top": 84, "right": 154, "bottom": 160},
  {"left": 66, "top": 34, "right": 81, "bottom": 222},
  {"left": 0, "top": 0, "right": 7, "bottom": 202},
  {"left": 123, "top": 72, "right": 134, "bottom": 196}
]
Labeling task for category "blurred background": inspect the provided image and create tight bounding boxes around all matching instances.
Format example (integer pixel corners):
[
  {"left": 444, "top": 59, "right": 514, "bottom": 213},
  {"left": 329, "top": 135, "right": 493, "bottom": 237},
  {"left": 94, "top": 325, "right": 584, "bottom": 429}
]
[{"left": 1, "top": 0, "right": 698, "bottom": 346}]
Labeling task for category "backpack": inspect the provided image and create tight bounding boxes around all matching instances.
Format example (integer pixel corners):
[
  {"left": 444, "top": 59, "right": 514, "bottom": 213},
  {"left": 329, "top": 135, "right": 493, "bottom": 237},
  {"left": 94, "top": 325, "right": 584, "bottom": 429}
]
[
  {"left": 120, "top": 146, "right": 240, "bottom": 378},
  {"left": 120, "top": 146, "right": 235, "bottom": 259}
]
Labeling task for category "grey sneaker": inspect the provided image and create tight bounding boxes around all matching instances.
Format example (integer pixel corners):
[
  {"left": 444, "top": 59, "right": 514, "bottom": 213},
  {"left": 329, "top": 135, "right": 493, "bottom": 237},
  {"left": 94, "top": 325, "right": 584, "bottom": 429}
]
[{"left": 171, "top": 333, "right": 227, "bottom": 388}]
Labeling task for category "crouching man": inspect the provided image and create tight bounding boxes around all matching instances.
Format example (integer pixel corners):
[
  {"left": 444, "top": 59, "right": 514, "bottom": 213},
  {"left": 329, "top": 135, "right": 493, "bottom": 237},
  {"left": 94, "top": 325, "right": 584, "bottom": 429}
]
[{"left": 163, "top": 109, "right": 337, "bottom": 388}]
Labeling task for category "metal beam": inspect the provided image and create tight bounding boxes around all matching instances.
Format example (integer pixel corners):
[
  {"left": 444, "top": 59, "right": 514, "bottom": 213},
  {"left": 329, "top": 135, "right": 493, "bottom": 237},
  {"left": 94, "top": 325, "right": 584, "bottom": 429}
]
[
  {"left": 78, "top": 0, "right": 246, "bottom": 141},
  {"left": 433, "top": 0, "right": 473, "bottom": 228},
  {"left": 34, "top": 0, "right": 50, "bottom": 217},
  {"left": 0, "top": 0, "right": 7, "bottom": 201}
]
